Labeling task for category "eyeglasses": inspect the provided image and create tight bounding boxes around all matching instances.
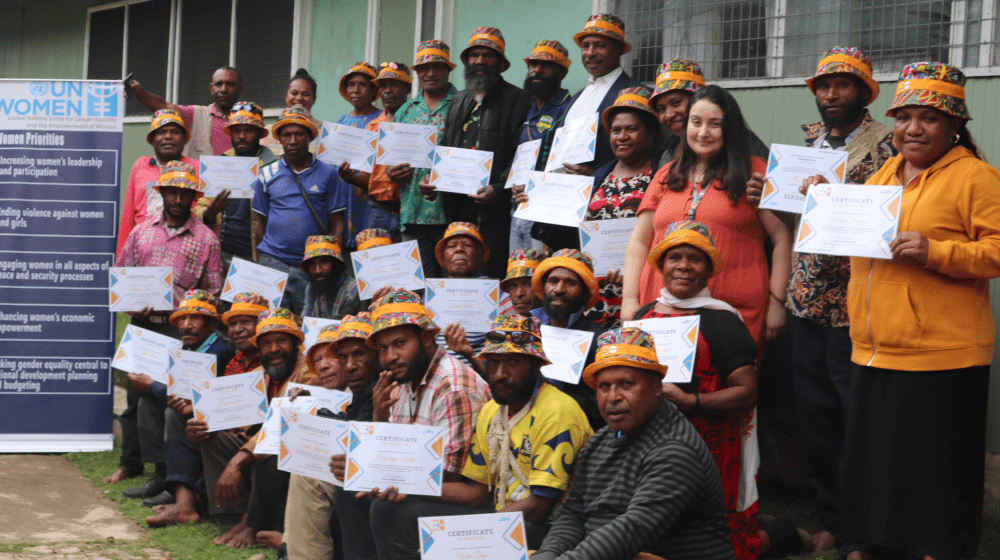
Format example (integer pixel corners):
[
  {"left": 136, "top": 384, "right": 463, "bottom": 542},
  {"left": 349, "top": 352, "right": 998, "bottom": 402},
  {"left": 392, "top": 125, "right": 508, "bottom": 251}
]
[{"left": 485, "top": 330, "right": 539, "bottom": 344}]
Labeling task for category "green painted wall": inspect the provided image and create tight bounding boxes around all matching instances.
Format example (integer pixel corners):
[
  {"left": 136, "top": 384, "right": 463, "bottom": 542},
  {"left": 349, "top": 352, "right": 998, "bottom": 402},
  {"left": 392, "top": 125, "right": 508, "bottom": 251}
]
[
  {"left": 378, "top": 1, "right": 416, "bottom": 70},
  {"left": 309, "top": 0, "right": 370, "bottom": 121},
  {"left": 0, "top": 0, "right": 87, "bottom": 80}
]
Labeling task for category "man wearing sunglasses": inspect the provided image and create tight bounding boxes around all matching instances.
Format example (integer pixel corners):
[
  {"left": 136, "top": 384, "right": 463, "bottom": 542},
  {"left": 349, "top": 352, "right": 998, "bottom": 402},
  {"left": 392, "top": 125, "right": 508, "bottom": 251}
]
[{"left": 363, "top": 314, "right": 592, "bottom": 560}]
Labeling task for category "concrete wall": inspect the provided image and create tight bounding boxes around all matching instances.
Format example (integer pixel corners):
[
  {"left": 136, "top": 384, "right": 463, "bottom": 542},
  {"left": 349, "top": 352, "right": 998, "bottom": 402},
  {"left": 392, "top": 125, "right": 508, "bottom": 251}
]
[
  {"left": 308, "top": 0, "right": 370, "bottom": 121},
  {"left": 0, "top": 0, "right": 88, "bottom": 81}
]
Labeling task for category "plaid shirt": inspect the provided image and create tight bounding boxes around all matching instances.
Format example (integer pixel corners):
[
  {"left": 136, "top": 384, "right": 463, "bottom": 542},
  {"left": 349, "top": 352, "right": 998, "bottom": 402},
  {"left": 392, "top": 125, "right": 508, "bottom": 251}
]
[
  {"left": 116, "top": 213, "right": 223, "bottom": 308},
  {"left": 389, "top": 345, "right": 491, "bottom": 473}
]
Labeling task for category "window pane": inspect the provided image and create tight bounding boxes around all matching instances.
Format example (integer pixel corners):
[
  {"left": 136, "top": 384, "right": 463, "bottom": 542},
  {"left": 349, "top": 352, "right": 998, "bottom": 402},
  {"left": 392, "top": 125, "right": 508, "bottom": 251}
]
[
  {"left": 421, "top": 0, "right": 437, "bottom": 42},
  {"left": 126, "top": 0, "right": 172, "bottom": 117},
  {"left": 177, "top": 0, "right": 231, "bottom": 106},
  {"left": 87, "top": 7, "right": 125, "bottom": 81},
  {"left": 235, "top": 0, "right": 294, "bottom": 109}
]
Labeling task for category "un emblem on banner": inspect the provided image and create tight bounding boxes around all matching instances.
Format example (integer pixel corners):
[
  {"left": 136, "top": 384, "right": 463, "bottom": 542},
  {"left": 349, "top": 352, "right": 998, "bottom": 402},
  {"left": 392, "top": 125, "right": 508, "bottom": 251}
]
[
  {"left": 86, "top": 82, "right": 119, "bottom": 117},
  {"left": 29, "top": 82, "right": 49, "bottom": 96}
]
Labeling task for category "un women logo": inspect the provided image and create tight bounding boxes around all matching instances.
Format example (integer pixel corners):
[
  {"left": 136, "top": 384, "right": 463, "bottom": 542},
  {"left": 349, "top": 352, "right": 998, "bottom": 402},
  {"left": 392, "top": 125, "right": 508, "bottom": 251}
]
[{"left": 29, "top": 82, "right": 49, "bottom": 96}]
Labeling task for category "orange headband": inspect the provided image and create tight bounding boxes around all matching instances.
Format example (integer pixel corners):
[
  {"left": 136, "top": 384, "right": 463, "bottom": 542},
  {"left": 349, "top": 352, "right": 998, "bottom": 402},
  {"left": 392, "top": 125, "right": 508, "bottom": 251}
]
[
  {"left": 358, "top": 238, "right": 392, "bottom": 251},
  {"left": 372, "top": 302, "right": 431, "bottom": 321},
  {"left": 160, "top": 171, "right": 197, "bottom": 184},
  {"left": 417, "top": 48, "right": 451, "bottom": 60},
  {"left": 507, "top": 259, "right": 539, "bottom": 272},
  {"left": 228, "top": 302, "right": 267, "bottom": 316},
  {"left": 305, "top": 241, "right": 342, "bottom": 255},
  {"left": 338, "top": 322, "right": 373, "bottom": 337},
  {"left": 348, "top": 65, "right": 377, "bottom": 78},
  {"left": 583, "top": 20, "right": 624, "bottom": 35},
  {"left": 257, "top": 317, "right": 300, "bottom": 333},
  {"left": 817, "top": 54, "right": 873, "bottom": 77},
  {"left": 179, "top": 299, "right": 216, "bottom": 313},
  {"left": 595, "top": 343, "right": 659, "bottom": 363},
  {"left": 896, "top": 78, "right": 965, "bottom": 100},
  {"left": 614, "top": 93, "right": 651, "bottom": 107},
  {"left": 469, "top": 33, "right": 505, "bottom": 49},
  {"left": 530, "top": 46, "right": 568, "bottom": 61},
  {"left": 229, "top": 110, "right": 263, "bottom": 123},
  {"left": 658, "top": 71, "right": 706, "bottom": 86}
]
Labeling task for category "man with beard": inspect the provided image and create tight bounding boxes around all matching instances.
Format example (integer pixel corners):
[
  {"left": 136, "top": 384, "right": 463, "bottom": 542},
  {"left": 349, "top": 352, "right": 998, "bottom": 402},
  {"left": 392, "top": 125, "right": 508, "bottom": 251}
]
[
  {"left": 500, "top": 249, "right": 543, "bottom": 317},
  {"left": 510, "top": 40, "right": 574, "bottom": 252},
  {"left": 433, "top": 222, "right": 491, "bottom": 373},
  {"left": 107, "top": 162, "right": 221, "bottom": 490},
  {"left": 368, "top": 314, "right": 593, "bottom": 560},
  {"left": 422, "top": 27, "right": 531, "bottom": 280},
  {"left": 328, "top": 289, "right": 490, "bottom": 560},
  {"left": 300, "top": 234, "right": 361, "bottom": 320},
  {"left": 531, "top": 249, "right": 607, "bottom": 430}
]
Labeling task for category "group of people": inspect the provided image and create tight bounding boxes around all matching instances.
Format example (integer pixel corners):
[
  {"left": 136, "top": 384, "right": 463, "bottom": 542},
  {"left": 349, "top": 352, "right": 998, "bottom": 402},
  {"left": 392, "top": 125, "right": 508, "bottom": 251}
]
[{"left": 104, "top": 10, "right": 1000, "bottom": 560}]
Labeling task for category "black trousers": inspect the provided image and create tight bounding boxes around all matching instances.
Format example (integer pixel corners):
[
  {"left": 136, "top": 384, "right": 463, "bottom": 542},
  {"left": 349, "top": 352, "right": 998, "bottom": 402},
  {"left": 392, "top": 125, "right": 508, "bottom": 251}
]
[
  {"left": 246, "top": 455, "right": 290, "bottom": 532},
  {"left": 401, "top": 223, "right": 448, "bottom": 279},
  {"left": 478, "top": 219, "right": 512, "bottom": 280}
]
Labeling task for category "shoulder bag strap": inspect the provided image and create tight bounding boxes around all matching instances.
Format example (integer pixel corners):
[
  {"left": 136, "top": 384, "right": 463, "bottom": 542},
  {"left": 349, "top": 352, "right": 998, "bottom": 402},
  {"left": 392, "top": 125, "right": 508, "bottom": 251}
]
[{"left": 287, "top": 166, "right": 329, "bottom": 235}]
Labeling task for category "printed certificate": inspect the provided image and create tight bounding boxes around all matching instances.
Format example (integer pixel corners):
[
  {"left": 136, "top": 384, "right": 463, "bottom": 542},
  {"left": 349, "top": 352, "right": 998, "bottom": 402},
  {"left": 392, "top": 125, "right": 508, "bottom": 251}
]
[
  {"left": 351, "top": 240, "right": 426, "bottom": 300},
  {"left": 513, "top": 171, "right": 593, "bottom": 228},
  {"left": 794, "top": 183, "right": 902, "bottom": 259},
  {"left": 191, "top": 370, "right": 267, "bottom": 432},
  {"left": 317, "top": 122, "right": 378, "bottom": 173},
  {"left": 108, "top": 267, "right": 173, "bottom": 312},
  {"left": 220, "top": 257, "right": 288, "bottom": 308},
  {"left": 504, "top": 139, "right": 542, "bottom": 189},
  {"left": 255, "top": 396, "right": 318, "bottom": 455},
  {"left": 199, "top": 155, "right": 259, "bottom": 198},
  {"left": 428, "top": 146, "right": 494, "bottom": 195},
  {"left": 344, "top": 421, "right": 446, "bottom": 496},
  {"left": 302, "top": 317, "right": 341, "bottom": 351},
  {"left": 165, "top": 348, "right": 217, "bottom": 400},
  {"left": 424, "top": 279, "right": 500, "bottom": 332},
  {"left": 578, "top": 217, "right": 638, "bottom": 277},
  {"left": 539, "top": 325, "right": 594, "bottom": 385},
  {"left": 418, "top": 512, "right": 528, "bottom": 560},
  {"left": 284, "top": 382, "right": 354, "bottom": 416},
  {"left": 278, "top": 408, "right": 349, "bottom": 485},
  {"left": 111, "top": 325, "right": 182, "bottom": 384},
  {"left": 544, "top": 112, "right": 599, "bottom": 171},
  {"left": 761, "top": 144, "right": 849, "bottom": 214},
  {"left": 624, "top": 316, "right": 700, "bottom": 383},
  {"left": 374, "top": 122, "right": 438, "bottom": 168}
]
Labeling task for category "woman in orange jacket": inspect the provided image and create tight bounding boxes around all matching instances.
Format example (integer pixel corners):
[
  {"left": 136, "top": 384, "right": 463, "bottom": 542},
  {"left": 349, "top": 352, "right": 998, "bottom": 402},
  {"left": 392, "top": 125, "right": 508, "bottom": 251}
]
[{"left": 838, "top": 63, "right": 1000, "bottom": 560}]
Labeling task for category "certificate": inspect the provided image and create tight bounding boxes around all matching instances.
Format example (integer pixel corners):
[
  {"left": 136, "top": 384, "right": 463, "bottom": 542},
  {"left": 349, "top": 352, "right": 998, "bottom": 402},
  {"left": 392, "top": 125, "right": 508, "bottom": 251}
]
[
  {"left": 374, "top": 122, "right": 438, "bottom": 168},
  {"left": 418, "top": 512, "right": 528, "bottom": 560},
  {"left": 278, "top": 408, "right": 349, "bottom": 485},
  {"left": 579, "top": 217, "right": 638, "bottom": 277},
  {"left": 284, "top": 382, "right": 354, "bottom": 416},
  {"left": 624, "top": 316, "right": 700, "bottom": 383},
  {"left": 111, "top": 325, "right": 182, "bottom": 384},
  {"left": 428, "top": 146, "right": 494, "bottom": 195},
  {"left": 191, "top": 370, "right": 268, "bottom": 432},
  {"left": 761, "top": 144, "right": 848, "bottom": 214},
  {"left": 794, "top": 183, "right": 902, "bottom": 259},
  {"left": 544, "top": 112, "right": 599, "bottom": 172},
  {"left": 199, "top": 155, "right": 259, "bottom": 198},
  {"left": 504, "top": 139, "right": 541, "bottom": 189},
  {"left": 302, "top": 317, "right": 341, "bottom": 351},
  {"left": 221, "top": 257, "right": 288, "bottom": 308},
  {"left": 424, "top": 279, "right": 500, "bottom": 332},
  {"left": 539, "top": 325, "right": 594, "bottom": 385},
  {"left": 317, "top": 122, "right": 378, "bottom": 173},
  {"left": 255, "top": 396, "right": 318, "bottom": 455},
  {"left": 344, "top": 421, "right": 446, "bottom": 496},
  {"left": 513, "top": 171, "right": 593, "bottom": 228},
  {"left": 351, "top": 240, "right": 426, "bottom": 300},
  {"left": 165, "top": 348, "right": 217, "bottom": 400},
  {"left": 109, "top": 267, "right": 173, "bottom": 312}
]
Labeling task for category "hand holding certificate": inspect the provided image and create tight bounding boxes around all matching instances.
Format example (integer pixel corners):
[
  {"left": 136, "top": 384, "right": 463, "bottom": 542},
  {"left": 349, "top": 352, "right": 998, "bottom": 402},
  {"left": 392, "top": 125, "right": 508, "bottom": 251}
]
[
  {"left": 539, "top": 325, "right": 594, "bottom": 385},
  {"left": 428, "top": 146, "right": 494, "bottom": 195},
  {"left": 278, "top": 409, "right": 349, "bottom": 485},
  {"left": 220, "top": 257, "right": 288, "bottom": 307},
  {"left": 317, "top": 122, "right": 378, "bottom": 172},
  {"left": 760, "top": 144, "right": 848, "bottom": 213},
  {"left": 199, "top": 155, "right": 259, "bottom": 198},
  {"left": 351, "top": 240, "right": 425, "bottom": 300},
  {"left": 166, "top": 348, "right": 217, "bottom": 400},
  {"left": 255, "top": 396, "right": 318, "bottom": 455},
  {"left": 424, "top": 279, "right": 500, "bottom": 332},
  {"left": 344, "top": 422, "right": 446, "bottom": 496},
  {"left": 504, "top": 139, "right": 542, "bottom": 189},
  {"left": 624, "top": 316, "right": 700, "bottom": 383},
  {"left": 284, "top": 382, "right": 354, "bottom": 416},
  {"left": 191, "top": 370, "right": 268, "bottom": 432},
  {"left": 374, "top": 122, "right": 438, "bottom": 168},
  {"left": 111, "top": 325, "right": 182, "bottom": 384},
  {"left": 544, "top": 113, "right": 599, "bottom": 172},
  {"left": 512, "top": 171, "right": 593, "bottom": 228},
  {"left": 579, "top": 217, "right": 638, "bottom": 276},
  {"left": 418, "top": 512, "right": 528, "bottom": 560},
  {"left": 794, "top": 183, "right": 902, "bottom": 259},
  {"left": 109, "top": 267, "right": 173, "bottom": 312}
]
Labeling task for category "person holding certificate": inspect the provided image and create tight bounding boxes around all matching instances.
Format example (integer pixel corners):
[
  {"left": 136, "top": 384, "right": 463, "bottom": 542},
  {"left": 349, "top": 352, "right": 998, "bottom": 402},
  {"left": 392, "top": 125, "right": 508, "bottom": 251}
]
[
  {"left": 433, "top": 222, "right": 492, "bottom": 374},
  {"left": 835, "top": 64, "right": 1000, "bottom": 560},
  {"left": 370, "top": 314, "right": 593, "bottom": 560},
  {"left": 299, "top": 234, "right": 361, "bottom": 320},
  {"left": 501, "top": 249, "right": 544, "bottom": 317}
]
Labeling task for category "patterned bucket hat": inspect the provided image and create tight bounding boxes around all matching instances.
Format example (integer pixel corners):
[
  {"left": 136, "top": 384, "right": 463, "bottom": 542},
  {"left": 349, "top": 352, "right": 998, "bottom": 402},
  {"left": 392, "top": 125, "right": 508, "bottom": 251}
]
[
  {"left": 336, "top": 312, "right": 373, "bottom": 344},
  {"left": 887, "top": 61, "right": 970, "bottom": 120},
  {"left": 146, "top": 108, "right": 190, "bottom": 145},
  {"left": 647, "top": 220, "right": 725, "bottom": 278},
  {"left": 368, "top": 289, "right": 439, "bottom": 346},
  {"left": 299, "top": 234, "right": 344, "bottom": 272},
  {"left": 651, "top": 60, "right": 705, "bottom": 103},
  {"left": 373, "top": 62, "right": 414, "bottom": 86},
  {"left": 523, "top": 40, "right": 572, "bottom": 69},
  {"left": 573, "top": 14, "right": 632, "bottom": 54},
  {"left": 339, "top": 62, "right": 379, "bottom": 102},
  {"left": 169, "top": 289, "right": 219, "bottom": 325},
  {"left": 434, "top": 222, "right": 491, "bottom": 268},
  {"left": 582, "top": 327, "right": 667, "bottom": 388},
  {"left": 356, "top": 228, "right": 393, "bottom": 251},
  {"left": 601, "top": 86, "right": 658, "bottom": 135},
  {"left": 221, "top": 292, "right": 270, "bottom": 326},
  {"left": 806, "top": 47, "right": 880, "bottom": 105},
  {"left": 532, "top": 249, "right": 600, "bottom": 308},
  {"left": 223, "top": 101, "right": 268, "bottom": 137},
  {"left": 272, "top": 105, "right": 320, "bottom": 141},
  {"left": 413, "top": 40, "right": 457, "bottom": 70},
  {"left": 500, "top": 249, "right": 543, "bottom": 292},
  {"left": 250, "top": 307, "right": 305, "bottom": 347},
  {"left": 476, "top": 314, "right": 549, "bottom": 364},
  {"left": 306, "top": 322, "right": 341, "bottom": 374},
  {"left": 153, "top": 160, "right": 203, "bottom": 199},
  {"left": 461, "top": 26, "right": 511, "bottom": 72}
]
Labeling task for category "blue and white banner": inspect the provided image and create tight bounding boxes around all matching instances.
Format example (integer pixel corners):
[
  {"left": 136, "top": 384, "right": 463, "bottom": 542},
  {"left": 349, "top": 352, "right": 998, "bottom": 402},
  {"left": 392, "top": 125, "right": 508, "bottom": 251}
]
[{"left": 0, "top": 80, "right": 122, "bottom": 452}]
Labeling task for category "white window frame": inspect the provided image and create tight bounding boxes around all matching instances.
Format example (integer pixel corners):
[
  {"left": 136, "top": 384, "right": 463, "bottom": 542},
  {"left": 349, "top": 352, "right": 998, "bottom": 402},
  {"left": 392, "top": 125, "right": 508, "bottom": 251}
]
[{"left": 410, "top": 0, "right": 455, "bottom": 94}]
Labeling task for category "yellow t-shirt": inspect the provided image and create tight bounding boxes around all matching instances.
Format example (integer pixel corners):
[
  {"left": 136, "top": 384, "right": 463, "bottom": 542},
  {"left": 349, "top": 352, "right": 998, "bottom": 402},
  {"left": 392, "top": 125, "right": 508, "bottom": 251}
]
[{"left": 461, "top": 383, "right": 593, "bottom": 509}]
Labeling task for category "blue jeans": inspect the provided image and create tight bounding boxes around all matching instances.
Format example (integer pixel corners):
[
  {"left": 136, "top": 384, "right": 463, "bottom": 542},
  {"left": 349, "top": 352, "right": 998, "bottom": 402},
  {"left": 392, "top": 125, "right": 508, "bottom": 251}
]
[
  {"left": 257, "top": 252, "right": 310, "bottom": 316},
  {"left": 367, "top": 206, "right": 401, "bottom": 242}
]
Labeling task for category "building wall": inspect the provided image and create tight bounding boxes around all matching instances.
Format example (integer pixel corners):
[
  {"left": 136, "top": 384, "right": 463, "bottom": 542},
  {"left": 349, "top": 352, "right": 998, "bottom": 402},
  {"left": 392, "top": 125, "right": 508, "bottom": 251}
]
[
  {"left": 0, "top": 0, "right": 88, "bottom": 81},
  {"left": 308, "top": 0, "right": 370, "bottom": 121}
]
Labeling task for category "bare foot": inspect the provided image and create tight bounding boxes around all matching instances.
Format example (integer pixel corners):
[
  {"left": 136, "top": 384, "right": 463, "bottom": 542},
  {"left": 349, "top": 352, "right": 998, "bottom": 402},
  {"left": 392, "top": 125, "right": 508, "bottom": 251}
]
[
  {"left": 103, "top": 468, "right": 134, "bottom": 485},
  {"left": 846, "top": 551, "right": 872, "bottom": 560},
  {"left": 145, "top": 507, "right": 199, "bottom": 528},
  {"left": 226, "top": 525, "right": 257, "bottom": 549},
  {"left": 812, "top": 530, "right": 836, "bottom": 553},
  {"left": 151, "top": 504, "right": 171, "bottom": 514},
  {"left": 255, "top": 530, "right": 283, "bottom": 549},
  {"left": 212, "top": 517, "right": 248, "bottom": 546}
]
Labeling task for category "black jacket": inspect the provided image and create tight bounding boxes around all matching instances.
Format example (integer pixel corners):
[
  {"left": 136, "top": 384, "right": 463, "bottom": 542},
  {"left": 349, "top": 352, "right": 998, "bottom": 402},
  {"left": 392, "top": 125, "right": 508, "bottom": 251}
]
[{"left": 546, "top": 311, "right": 608, "bottom": 431}]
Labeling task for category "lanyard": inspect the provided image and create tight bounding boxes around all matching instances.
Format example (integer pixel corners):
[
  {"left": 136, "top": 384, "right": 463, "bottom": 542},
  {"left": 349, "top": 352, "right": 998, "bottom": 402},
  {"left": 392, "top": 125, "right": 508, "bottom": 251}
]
[{"left": 687, "top": 182, "right": 709, "bottom": 220}]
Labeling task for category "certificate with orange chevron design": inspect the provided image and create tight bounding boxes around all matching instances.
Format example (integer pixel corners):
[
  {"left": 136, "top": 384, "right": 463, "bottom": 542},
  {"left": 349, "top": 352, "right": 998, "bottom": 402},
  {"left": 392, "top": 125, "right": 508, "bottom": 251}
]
[
  {"left": 191, "top": 370, "right": 267, "bottom": 432},
  {"left": 761, "top": 143, "right": 848, "bottom": 213},
  {"left": 344, "top": 422, "right": 446, "bottom": 496},
  {"left": 794, "top": 183, "right": 902, "bottom": 259}
]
